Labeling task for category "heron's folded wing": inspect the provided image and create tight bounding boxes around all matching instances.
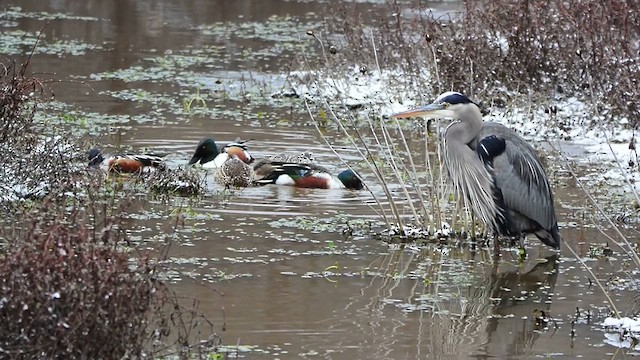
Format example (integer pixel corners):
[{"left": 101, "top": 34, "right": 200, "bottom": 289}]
[{"left": 490, "top": 136, "right": 556, "bottom": 230}]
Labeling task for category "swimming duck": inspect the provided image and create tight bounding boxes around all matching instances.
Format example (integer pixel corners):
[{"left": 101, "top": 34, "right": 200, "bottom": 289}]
[
  {"left": 266, "top": 151, "right": 315, "bottom": 165},
  {"left": 188, "top": 138, "right": 253, "bottom": 168},
  {"left": 212, "top": 152, "right": 311, "bottom": 189},
  {"left": 88, "top": 148, "right": 165, "bottom": 173},
  {"left": 199, "top": 145, "right": 362, "bottom": 190},
  {"left": 256, "top": 162, "right": 363, "bottom": 190},
  {"left": 214, "top": 156, "right": 255, "bottom": 188}
]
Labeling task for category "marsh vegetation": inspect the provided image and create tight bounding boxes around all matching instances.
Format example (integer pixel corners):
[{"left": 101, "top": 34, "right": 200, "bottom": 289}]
[{"left": 0, "top": 0, "right": 638, "bottom": 358}]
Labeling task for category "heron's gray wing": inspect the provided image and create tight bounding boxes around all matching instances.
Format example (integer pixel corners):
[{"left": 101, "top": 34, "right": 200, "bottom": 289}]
[{"left": 477, "top": 124, "right": 556, "bottom": 231}]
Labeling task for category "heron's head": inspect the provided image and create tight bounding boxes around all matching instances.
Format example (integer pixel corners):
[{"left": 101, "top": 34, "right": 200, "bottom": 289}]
[{"left": 391, "top": 91, "right": 478, "bottom": 119}]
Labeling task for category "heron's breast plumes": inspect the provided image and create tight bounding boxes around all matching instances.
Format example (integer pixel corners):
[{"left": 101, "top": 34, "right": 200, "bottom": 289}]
[{"left": 444, "top": 138, "right": 501, "bottom": 231}]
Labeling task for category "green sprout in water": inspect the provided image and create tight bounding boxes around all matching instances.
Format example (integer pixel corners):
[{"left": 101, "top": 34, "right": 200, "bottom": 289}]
[
  {"left": 183, "top": 88, "right": 207, "bottom": 112},
  {"left": 518, "top": 247, "right": 527, "bottom": 262},
  {"left": 170, "top": 205, "right": 197, "bottom": 218},
  {"left": 323, "top": 263, "right": 339, "bottom": 284},
  {"left": 208, "top": 353, "right": 224, "bottom": 360},
  {"left": 326, "top": 240, "right": 335, "bottom": 252}
]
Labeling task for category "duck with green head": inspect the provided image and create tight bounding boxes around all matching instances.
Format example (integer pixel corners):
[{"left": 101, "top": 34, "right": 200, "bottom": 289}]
[
  {"left": 255, "top": 162, "right": 363, "bottom": 190},
  {"left": 188, "top": 138, "right": 253, "bottom": 169}
]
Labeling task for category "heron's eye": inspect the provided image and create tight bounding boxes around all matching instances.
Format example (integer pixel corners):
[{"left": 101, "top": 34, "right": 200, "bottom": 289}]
[{"left": 442, "top": 102, "right": 450, "bottom": 108}]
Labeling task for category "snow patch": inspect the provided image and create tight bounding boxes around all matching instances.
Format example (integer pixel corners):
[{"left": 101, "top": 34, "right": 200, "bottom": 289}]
[
  {"left": 602, "top": 317, "right": 640, "bottom": 350},
  {"left": 288, "top": 65, "right": 430, "bottom": 114}
]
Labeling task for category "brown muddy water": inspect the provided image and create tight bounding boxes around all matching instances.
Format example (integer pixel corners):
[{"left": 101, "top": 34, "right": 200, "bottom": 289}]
[{"left": 2, "top": 1, "right": 638, "bottom": 359}]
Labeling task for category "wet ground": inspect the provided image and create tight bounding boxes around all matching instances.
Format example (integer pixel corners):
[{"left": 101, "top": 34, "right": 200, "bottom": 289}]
[{"left": 1, "top": 1, "right": 638, "bottom": 359}]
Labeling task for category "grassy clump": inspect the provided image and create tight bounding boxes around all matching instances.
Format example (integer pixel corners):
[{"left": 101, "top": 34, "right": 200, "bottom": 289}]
[{"left": 148, "top": 167, "right": 205, "bottom": 197}]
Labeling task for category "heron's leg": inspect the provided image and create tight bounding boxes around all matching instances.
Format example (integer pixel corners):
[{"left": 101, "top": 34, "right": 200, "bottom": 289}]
[
  {"left": 493, "top": 233, "right": 500, "bottom": 254},
  {"left": 518, "top": 235, "right": 527, "bottom": 260},
  {"left": 470, "top": 210, "right": 476, "bottom": 241},
  {"left": 490, "top": 233, "right": 502, "bottom": 263}
]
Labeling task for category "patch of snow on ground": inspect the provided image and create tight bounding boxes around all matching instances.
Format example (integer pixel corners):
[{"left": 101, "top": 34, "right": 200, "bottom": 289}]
[
  {"left": 602, "top": 317, "right": 640, "bottom": 350},
  {"left": 288, "top": 65, "right": 430, "bottom": 114}
]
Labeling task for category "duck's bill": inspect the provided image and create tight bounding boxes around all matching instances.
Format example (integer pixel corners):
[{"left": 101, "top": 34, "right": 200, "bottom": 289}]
[{"left": 188, "top": 156, "right": 200, "bottom": 165}]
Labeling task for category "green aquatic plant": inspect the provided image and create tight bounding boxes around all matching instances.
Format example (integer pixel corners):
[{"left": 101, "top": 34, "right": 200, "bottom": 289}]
[
  {"left": 323, "top": 263, "right": 339, "bottom": 283},
  {"left": 0, "top": 30, "right": 105, "bottom": 57},
  {"left": 183, "top": 88, "right": 207, "bottom": 112},
  {"left": 326, "top": 240, "right": 336, "bottom": 252}
]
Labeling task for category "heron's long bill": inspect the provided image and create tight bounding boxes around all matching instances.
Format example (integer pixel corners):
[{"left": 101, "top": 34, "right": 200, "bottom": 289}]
[{"left": 390, "top": 103, "right": 450, "bottom": 119}]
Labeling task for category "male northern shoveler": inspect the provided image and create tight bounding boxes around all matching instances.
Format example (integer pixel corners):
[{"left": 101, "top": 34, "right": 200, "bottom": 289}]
[
  {"left": 88, "top": 148, "right": 166, "bottom": 173},
  {"left": 256, "top": 162, "right": 363, "bottom": 190},
  {"left": 188, "top": 138, "right": 253, "bottom": 168}
]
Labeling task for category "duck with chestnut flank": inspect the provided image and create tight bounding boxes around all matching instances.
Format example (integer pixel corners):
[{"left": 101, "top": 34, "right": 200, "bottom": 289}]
[{"left": 88, "top": 148, "right": 165, "bottom": 173}]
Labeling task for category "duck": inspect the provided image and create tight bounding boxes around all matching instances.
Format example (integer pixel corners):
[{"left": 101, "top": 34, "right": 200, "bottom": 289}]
[
  {"left": 88, "top": 148, "right": 166, "bottom": 173},
  {"left": 255, "top": 162, "right": 364, "bottom": 190},
  {"left": 214, "top": 155, "right": 255, "bottom": 188},
  {"left": 266, "top": 151, "right": 315, "bottom": 165},
  {"left": 213, "top": 152, "right": 314, "bottom": 189},
  {"left": 189, "top": 140, "right": 363, "bottom": 190},
  {"left": 188, "top": 138, "right": 253, "bottom": 169}
]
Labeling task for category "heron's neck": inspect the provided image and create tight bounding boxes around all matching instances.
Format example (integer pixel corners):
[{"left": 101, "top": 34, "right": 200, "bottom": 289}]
[{"left": 444, "top": 105, "right": 483, "bottom": 145}]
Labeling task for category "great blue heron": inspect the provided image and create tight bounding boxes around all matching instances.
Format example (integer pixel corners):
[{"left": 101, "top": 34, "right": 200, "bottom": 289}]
[{"left": 392, "top": 91, "right": 560, "bottom": 249}]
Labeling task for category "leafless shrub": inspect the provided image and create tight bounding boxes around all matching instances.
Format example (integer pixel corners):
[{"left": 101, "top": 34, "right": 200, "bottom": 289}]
[
  {"left": 0, "top": 197, "right": 161, "bottom": 358},
  {"left": 0, "top": 57, "right": 83, "bottom": 211},
  {"left": 0, "top": 53, "right": 223, "bottom": 357},
  {"left": 422, "top": 0, "right": 639, "bottom": 120},
  {"left": 0, "top": 58, "right": 43, "bottom": 142},
  {"left": 0, "top": 184, "right": 224, "bottom": 359},
  {"left": 316, "top": 0, "right": 639, "bottom": 123}
]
